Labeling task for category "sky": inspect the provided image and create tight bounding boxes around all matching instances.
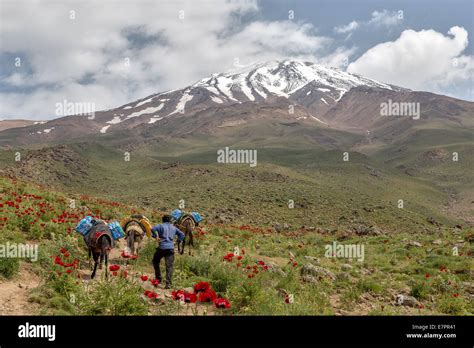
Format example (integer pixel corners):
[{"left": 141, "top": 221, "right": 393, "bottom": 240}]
[{"left": 0, "top": 0, "right": 472, "bottom": 120}]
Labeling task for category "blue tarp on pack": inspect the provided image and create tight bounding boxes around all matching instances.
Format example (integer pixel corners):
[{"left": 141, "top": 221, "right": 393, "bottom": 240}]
[
  {"left": 191, "top": 212, "right": 202, "bottom": 223},
  {"left": 108, "top": 221, "right": 125, "bottom": 240},
  {"left": 171, "top": 209, "right": 183, "bottom": 221},
  {"left": 75, "top": 216, "right": 94, "bottom": 236}
]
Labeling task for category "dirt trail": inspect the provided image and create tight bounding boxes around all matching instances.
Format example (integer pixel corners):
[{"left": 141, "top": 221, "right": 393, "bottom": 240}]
[{"left": 0, "top": 263, "right": 41, "bottom": 315}]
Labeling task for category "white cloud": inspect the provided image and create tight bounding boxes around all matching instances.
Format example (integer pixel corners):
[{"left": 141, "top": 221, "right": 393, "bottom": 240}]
[
  {"left": 0, "top": 0, "right": 352, "bottom": 119},
  {"left": 347, "top": 26, "right": 473, "bottom": 95},
  {"left": 334, "top": 21, "right": 359, "bottom": 34},
  {"left": 334, "top": 10, "right": 403, "bottom": 36},
  {"left": 368, "top": 10, "right": 403, "bottom": 27}
]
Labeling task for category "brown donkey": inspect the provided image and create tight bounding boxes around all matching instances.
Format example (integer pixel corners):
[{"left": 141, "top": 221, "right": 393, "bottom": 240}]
[{"left": 176, "top": 215, "right": 195, "bottom": 255}]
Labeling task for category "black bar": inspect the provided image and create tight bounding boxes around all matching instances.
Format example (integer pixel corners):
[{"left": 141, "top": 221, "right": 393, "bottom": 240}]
[{"left": 0, "top": 316, "right": 472, "bottom": 346}]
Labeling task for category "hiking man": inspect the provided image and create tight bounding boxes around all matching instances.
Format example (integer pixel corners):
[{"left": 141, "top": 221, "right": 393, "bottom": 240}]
[{"left": 151, "top": 214, "right": 185, "bottom": 289}]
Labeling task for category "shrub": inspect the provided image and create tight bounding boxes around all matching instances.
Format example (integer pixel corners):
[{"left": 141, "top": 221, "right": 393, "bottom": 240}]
[
  {"left": 229, "top": 281, "right": 265, "bottom": 312},
  {"left": 209, "top": 262, "right": 237, "bottom": 293},
  {"left": 437, "top": 295, "right": 465, "bottom": 315},
  {"left": 0, "top": 257, "right": 20, "bottom": 278},
  {"left": 78, "top": 277, "right": 148, "bottom": 315},
  {"left": 185, "top": 256, "right": 211, "bottom": 277},
  {"left": 409, "top": 280, "right": 430, "bottom": 300},
  {"left": 357, "top": 279, "right": 382, "bottom": 294}
]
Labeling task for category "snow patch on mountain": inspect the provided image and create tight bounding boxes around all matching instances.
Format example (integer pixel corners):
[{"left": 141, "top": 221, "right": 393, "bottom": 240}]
[
  {"left": 311, "top": 116, "right": 327, "bottom": 124},
  {"left": 107, "top": 116, "right": 122, "bottom": 124},
  {"left": 211, "top": 96, "right": 224, "bottom": 104},
  {"left": 126, "top": 105, "right": 165, "bottom": 120},
  {"left": 136, "top": 98, "right": 153, "bottom": 108},
  {"left": 148, "top": 116, "right": 163, "bottom": 124},
  {"left": 168, "top": 92, "right": 194, "bottom": 116}
]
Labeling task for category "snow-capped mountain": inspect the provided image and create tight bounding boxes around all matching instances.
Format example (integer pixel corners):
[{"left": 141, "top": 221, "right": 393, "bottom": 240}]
[
  {"left": 109, "top": 60, "right": 401, "bottom": 126},
  {"left": 76, "top": 59, "right": 402, "bottom": 134},
  {"left": 1, "top": 59, "right": 471, "bottom": 147},
  {"left": 193, "top": 59, "right": 397, "bottom": 102}
]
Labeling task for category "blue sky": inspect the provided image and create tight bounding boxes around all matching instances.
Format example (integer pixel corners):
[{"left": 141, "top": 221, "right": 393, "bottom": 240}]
[{"left": 0, "top": 0, "right": 472, "bottom": 120}]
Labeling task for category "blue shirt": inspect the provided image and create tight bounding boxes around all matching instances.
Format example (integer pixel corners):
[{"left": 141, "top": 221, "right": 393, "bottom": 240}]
[{"left": 151, "top": 223, "right": 185, "bottom": 250}]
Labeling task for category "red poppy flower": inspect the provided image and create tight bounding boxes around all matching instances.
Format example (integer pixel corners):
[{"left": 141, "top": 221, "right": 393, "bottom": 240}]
[
  {"left": 214, "top": 297, "right": 231, "bottom": 309},
  {"left": 425, "top": 273, "right": 431, "bottom": 278},
  {"left": 120, "top": 251, "right": 130, "bottom": 258},
  {"left": 223, "top": 253, "right": 235, "bottom": 262},
  {"left": 198, "top": 289, "right": 217, "bottom": 303},
  {"left": 121, "top": 270, "right": 128, "bottom": 278},
  {"left": 172, "top": 290, "right": 197, "bottom": 303},
  {"left": 54, "top": 256, "right": 65, "bottom": 267},
  {"left": 109, "top": 264, "right": 120, "bottom": 272},
  {"left": 237, "top": 255, "right": 243, "bottom": 260},
  {"left": 194, "top": 281, "right": 210, "bottom": 293},
  {"left": 453, "top": 293, "right": 459, "bottom": 298},
  {"left": 112, "top": 271, "right": 118, "bottom": 276},
  {"left": 150, "top": 279, "right": 160, "bottom": 287},
  {"left": 140, "top": 275, "right": 148, "bottom": 281},
  {"left": 66, "top": 269, "right": 72, "bottom": 274}
]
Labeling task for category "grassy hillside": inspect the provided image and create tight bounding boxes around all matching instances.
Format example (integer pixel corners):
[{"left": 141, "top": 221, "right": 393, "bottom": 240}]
[
  {"left": 2, "top": 138, "right": 466, "bottom": 233},
  {"left": 0, "top": 177, "right": 472, "bottom": 315}
]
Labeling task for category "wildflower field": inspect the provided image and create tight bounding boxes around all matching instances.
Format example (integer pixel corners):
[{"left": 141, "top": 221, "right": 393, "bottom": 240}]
[{"left": 0, "top": 177, "right": 472, "bottom": 315}]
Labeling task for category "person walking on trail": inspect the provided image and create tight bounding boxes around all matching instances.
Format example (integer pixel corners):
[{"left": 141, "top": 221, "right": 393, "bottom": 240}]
[{"left": 151, "top": 214, "right": 185, "bottom": 289}]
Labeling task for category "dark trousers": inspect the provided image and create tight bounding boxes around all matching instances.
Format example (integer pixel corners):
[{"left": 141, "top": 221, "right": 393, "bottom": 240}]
[{"left": 152, "top": 248, "right": 174, "bottom": 286}]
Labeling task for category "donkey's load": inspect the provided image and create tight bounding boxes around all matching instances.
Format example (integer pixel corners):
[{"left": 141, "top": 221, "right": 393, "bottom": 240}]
[
  {"left": 170, "top": 209, "right": 203, "bottom": 225},
  {"left": 108, "top": 221, "right": 125, "bottom": 240},
  {"left": 120, "top": 215, "right": 152, "bottom": 237},
  {"left": 75, "top": 216, "right": 125, "bottom": 240},
  {"left": 75, "top": 216, "right": 94, "bottom": 236}
]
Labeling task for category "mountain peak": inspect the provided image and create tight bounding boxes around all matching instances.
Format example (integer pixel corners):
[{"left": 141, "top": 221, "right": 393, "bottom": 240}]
[{"left": 192, "top": 59, "right": 399, "bottom": 103}]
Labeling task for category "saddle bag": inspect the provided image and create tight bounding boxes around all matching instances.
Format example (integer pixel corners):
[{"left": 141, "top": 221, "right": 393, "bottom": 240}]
[
  {"left": 191, "top": 212, "right": 202, "bottom": 224},
  {"left": 109, "top": 221, "right": 125, "bottom": 240},
  {"left": 120, "top": 216, "right": 152, "bottom": 237},
  {"left": 171, "top": 209, "right": 183, "bottom": 221},
  {"left": 75, "top": 216, "right": 94, "bottom": 236}
]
